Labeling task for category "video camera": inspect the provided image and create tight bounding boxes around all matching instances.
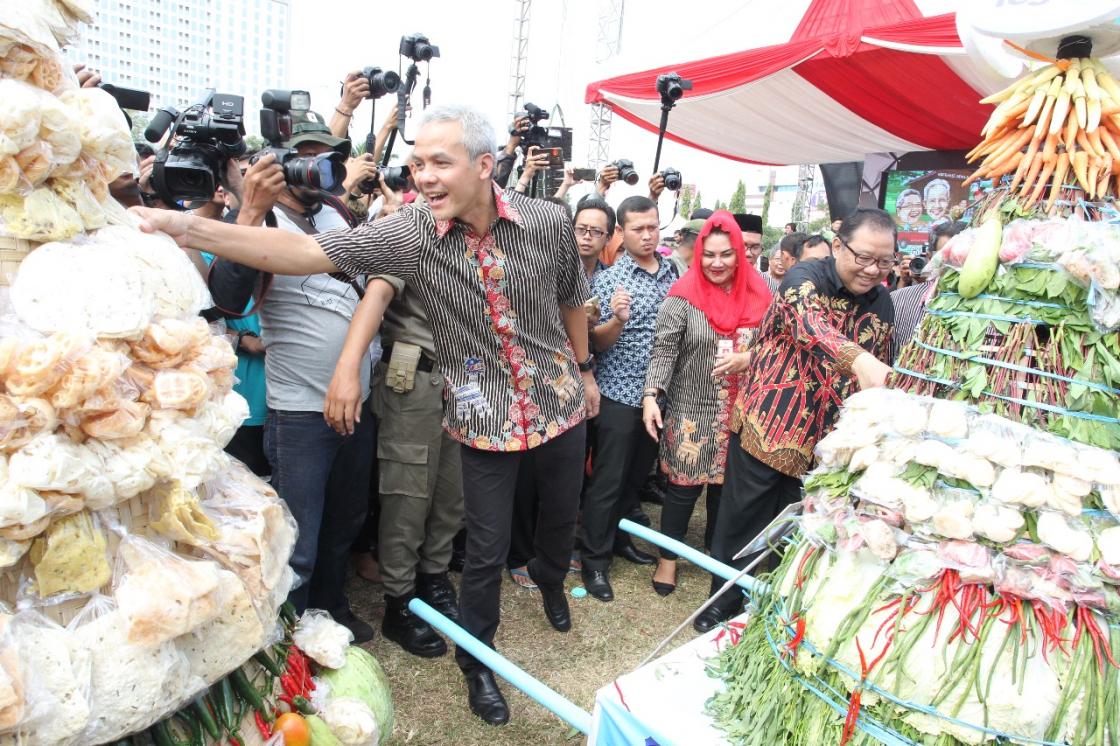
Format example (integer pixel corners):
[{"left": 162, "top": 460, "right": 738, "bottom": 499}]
[
  {"left": 514, "top": 101, "right": 552, "bottom": 151},
  {"left": 144, "top": 90, "right": 246, "bottom": 208},
  {"left": 256, "top": 89, "right": 346, "bottom": 195},
  {"left": 399, "top": 33, "right": 440, "bottom": 62}
]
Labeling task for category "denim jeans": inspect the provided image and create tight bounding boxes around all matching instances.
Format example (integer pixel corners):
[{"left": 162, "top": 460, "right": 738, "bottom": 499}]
[{"left": 264, "top": 408, "right": 374, "bottom": 615}]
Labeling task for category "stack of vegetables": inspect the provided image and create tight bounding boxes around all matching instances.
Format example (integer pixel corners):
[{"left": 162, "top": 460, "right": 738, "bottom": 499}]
[
  {"left": 706, "top": 59, "right": 1120, "bottom": 746},
  {"left": 143, "top": 605, "right": 394, "bottom": 746},
  {"left": 965, "top": 56, "right": 1120, "bottom": 209}
]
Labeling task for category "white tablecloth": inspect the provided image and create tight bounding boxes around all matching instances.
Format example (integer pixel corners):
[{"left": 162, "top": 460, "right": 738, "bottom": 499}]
[{"left": 588, "top": 613, "right": 750, "bottom": 746}]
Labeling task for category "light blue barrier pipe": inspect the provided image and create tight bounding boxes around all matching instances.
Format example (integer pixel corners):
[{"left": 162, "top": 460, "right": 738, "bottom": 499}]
[
  {"left": 408, "top": 598, "right": 594, "bottom": 735},
  {"left": 618, "top": 518, "right": 767, "bottom": 594}
]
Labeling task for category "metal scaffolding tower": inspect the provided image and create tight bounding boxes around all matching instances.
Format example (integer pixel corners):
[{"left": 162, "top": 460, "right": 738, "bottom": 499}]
[
  {"left": 587, "top": 0, "right": 624, "bottom": 168},
  {"left": 792, "top": 163, "right": 817, "bottom": 229},
  {"left": 508, "top": 0, "right": 532, "bottom": 122}
]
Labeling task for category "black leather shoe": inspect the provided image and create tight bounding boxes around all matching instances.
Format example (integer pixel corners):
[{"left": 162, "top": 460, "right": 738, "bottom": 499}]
[
  {"left": 331, "top": 608, "right": 375, "bottom": 644},
  {"left": 625, "top": 506, "right": 652, "bottom": 527},
  {"left": 382, "top": 595, "right": 447, "bottom": 658},
  {"left": 416, "top": 571, "right": 460, "bottom": 622},
  {"left": 638, "top": 476, "right": 666, "bottom": 505},
  {"left": 466, "top": 670, "right": 509, "bottom": 726},
  {"left": 527, "top": 563, "right": 570, "bottom": 632},
  {"left": 581, "top": 568, "right": 614, "bottom": 602},
  {"left": 615, "top": 542, "right": 656, "bottom": 566},
  {"left": 693, "top": 599, "right": 741, "bottom": 633}
]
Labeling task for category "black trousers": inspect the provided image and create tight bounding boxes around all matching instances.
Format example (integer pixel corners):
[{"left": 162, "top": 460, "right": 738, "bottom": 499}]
[
  {"left": 455, "top": 422, "right": 586, "bottom": 674},
  {"left": 659, "top": 483, "right": 721, "bottom": 560},
  {"left": 507, "top": 451, "right": 539, "bottom": 569},
  {"left": 225, "top": 424, "right": 270, "bottom": 477},
  {"left": 579, "top": 397, "right": 659, "bottom": 570},
  {"left": 707, "top": 444, "right": 801, "bottom": 607}
]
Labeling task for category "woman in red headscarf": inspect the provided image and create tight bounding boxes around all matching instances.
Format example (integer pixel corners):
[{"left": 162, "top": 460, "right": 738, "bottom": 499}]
[{"left": 640, "top": 210, "right": 772, "bottom": 595}]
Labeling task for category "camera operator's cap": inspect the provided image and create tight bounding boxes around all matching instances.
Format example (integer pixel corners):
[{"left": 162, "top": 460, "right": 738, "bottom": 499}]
[
  {"left": 681, "top": 219, "right": 706, "bottom": 235},
  {"left": 283, "top": 110, "right": 352, "bottom": 158}
]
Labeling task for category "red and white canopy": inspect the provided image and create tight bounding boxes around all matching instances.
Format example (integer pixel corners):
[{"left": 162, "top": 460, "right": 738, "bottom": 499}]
[{"left": 585, "top": 0, "right": 1011, "bottom": 165}]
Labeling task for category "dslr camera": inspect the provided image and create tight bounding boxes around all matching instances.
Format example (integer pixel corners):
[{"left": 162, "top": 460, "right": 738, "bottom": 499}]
[
  {"left": 658, "top": 167, "right": 682, "bottom": 191},
  {"left": 145, "top": 90, "right": 246, "bottom": 208},
  {"left": 357, "top": 162, "right": 412, "bottom": 195},
  {"left": 360, "top": 66, "right": 400, "bottom": 99},
  {"left": 655, "top": 72, "right": 692, "bottom": 103},
  {"left": 256, "top": 89, "right": 347, "bottom": 195},
  {"left": 612, "top": 159, "right": 639, "bottom": 186},
  {"left": 400, "top": 33, "right": 440, "bottom": 62}
]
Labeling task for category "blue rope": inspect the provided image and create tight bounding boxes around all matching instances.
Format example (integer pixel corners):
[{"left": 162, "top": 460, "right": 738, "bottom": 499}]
[
  {"left": 910, "top": 338, "right": 1120, "bottom": 396},
  {"left": 924, "top": 307, "right": 1048, "bottom": 326},
  {"left": 936, "top": 291, "right": 1073, "bottom": 311},
  {"left": 893, "top": 365, "right": 1120, "bottom": 425}
]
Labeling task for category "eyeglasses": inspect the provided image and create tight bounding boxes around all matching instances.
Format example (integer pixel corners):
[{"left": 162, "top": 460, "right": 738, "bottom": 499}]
[
  {"left": 839, "top": 238, "right": 898, "bottom": 272},
  {"left": 574, "top": 226, "right": 606, "bottom": 239}
]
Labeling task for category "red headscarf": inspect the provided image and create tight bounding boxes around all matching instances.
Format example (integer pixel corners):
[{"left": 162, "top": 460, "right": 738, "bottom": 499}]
[{"left": 668, "top": 210, "right": 772, "bottom": 336}]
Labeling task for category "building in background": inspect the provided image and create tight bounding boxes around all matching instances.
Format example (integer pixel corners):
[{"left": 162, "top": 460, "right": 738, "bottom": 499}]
[{"left": 64, "top": 0, "right": 290, "bottom": 116}]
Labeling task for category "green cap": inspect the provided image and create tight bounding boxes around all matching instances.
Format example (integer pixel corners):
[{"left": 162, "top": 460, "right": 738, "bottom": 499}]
[
  {"left": 681, "top": 218, "right": 706, "bottom": 235},
  {"left": 283, "top": 109, "right": 352, "bottom": 158}
]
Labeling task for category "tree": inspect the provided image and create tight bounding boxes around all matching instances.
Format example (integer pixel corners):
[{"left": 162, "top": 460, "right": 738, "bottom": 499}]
[
  {"left": 130, "top": 113, "right": 150, "bottom": 144},
  {"left": 244, "top": 134, "right": 267, "bottom": 154},
  {"left": 729, "top": 179, "right": 747, "bottom": 213},
  {"left": 693, "top": 190, "right": 703, "bottom": 212},
  {"left": 760, "top": 179, "right": 774, "bottom": 230},
  {"left": 713, "top": 199, "right": 725, "bottom": 211},
  {"left": 678, "top": 185, "right": 693, "bottom": 219}
]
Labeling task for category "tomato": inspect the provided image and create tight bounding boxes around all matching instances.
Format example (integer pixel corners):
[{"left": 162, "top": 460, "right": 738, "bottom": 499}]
[{"left": 273, "top": 712, "right": 310, "bottom": 746}]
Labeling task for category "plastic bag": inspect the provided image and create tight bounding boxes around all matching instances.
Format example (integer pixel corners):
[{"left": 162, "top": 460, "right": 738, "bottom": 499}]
[
  {"left": 971, "top": 499, "right": 1025, "bottom": 544},
  {"left": 112, "top": 535, "right": 226, "bottom": 646},
  {"left": 23, "top": 510, "right": 111, "bottom": 601},
  {"left": 8, "top": 432, "right": 113, "bottom": 505},
  {"left": 1036, "top": 510, "right": 1094, "bottom": 562},
  {"left": 177, "top": 566, "right": 270, "bottom": 684},
  {"left": 0, "top": 187, "right": 82, "bottom": 241},
  {"left": 936, "top": 539, "right": 996, "bottom": 584},
  {"left": 963, "top": 414, "right": 1025, "bottom": 468},
  {"left": 999, "top": 218, "right": 1036, "bottom": 264},
  {"left": 57, "top": 87, "right": 136, "bottom": 182},
  {"left": 923, "top": 485, "right": 979, "bottom": 542},
  {"left": 293, "top": 609, "right": 353, "bottom": 669},
  {"left": 0, "top": 610, "right": 92, "bottom": 744},
  {"left": 68, "top": 593, "right": 204, "bottom": 744},
  {"left": 195, "top": 462, "right": 298, "bottom": 618}
]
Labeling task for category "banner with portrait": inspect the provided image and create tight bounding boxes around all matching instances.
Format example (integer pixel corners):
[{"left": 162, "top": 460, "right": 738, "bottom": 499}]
[{"left": 882, "top": 170, "right": 972, "bottom": 255}]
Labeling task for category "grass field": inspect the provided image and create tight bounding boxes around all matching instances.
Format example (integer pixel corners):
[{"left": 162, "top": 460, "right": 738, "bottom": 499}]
[{"left": 347, "top": 502, "right": 714, "bottom": 745}]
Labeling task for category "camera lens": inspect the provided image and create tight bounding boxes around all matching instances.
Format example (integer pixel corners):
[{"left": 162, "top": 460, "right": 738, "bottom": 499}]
[
  {"left": 615, "top": 161, "right": 639, "bottom": 186},
  {"left": 909, "top": 256, "right": 927, "bottom": 274},
  {"left": 282, "top": 151, "right": 347, "bottom": 195},
  {"left": 661, "top": 169, "right": 682, "bottom": 191}
]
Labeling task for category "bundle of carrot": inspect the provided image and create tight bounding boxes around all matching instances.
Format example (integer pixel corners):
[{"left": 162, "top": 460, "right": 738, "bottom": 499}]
[{"left": 965, "top": 57, "right": 1120, "bottom": 208}]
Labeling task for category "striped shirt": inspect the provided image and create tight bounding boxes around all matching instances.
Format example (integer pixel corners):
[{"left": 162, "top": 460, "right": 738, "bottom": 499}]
[
  {"left": 762, "top": 272, "right": 780, "bottom": 296},
  {"left": 316, "top": 184, "right": 591, "bottom": 452},
  {"left": 889, "top": 280, "right": 934, "bottom": 363}
]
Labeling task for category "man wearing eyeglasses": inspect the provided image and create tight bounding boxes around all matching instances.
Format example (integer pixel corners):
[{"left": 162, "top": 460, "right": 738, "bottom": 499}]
[
  {"left": 694, "top": 208, "right": 896, "bottom": 632},
  {"left": 581, "top": 195, "right": 680, "bottom": 601}
]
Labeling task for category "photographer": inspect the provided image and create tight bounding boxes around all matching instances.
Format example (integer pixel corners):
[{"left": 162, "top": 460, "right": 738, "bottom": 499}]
[
  {"left": 494, "top": 114, "right": 529, "bottom": 188},
  {"left": 331, "top": 71, "right": 398, "bottom": 157},
  {"left": 513, "top": 145, "right": 550, "bottom": 195},
  {"left": 208, "top": 108, "right": 380, "bottom": 643},
  {"left": 890, "top": 220, "right": 965, "bottom": 361}
]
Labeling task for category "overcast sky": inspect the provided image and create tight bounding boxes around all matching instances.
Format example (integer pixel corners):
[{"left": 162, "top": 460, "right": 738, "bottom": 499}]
[{"left": 288, "top": 0, "right": 809, "bottom": 213}]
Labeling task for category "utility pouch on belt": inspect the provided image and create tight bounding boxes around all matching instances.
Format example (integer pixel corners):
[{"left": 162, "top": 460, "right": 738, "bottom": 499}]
[{"left": 386, "top": 342, "right": 421, "bottom": 393}]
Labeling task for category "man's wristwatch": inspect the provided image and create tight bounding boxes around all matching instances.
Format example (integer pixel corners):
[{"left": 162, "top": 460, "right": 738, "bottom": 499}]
[{"left": 577, "top": 353, "right": 595, "bottom": 373}]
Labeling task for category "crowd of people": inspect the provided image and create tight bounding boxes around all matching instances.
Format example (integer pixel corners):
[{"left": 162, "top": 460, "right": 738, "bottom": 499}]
[{"left": 99, "top": 64, "right": 958, "bottom": 727}]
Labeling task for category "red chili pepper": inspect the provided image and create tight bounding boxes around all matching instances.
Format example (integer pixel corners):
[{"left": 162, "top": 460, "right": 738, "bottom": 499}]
[
  {"left": 254, "top": 710, "right": 271, "bottom": 740},
  {"left": 794, "top": 545, "right": 818, "bottom": 590},
  {"left": 784, "top": 615, "right": 806, "bottom": 659},
  {"left": 839, "top": 636, "right": 893, "bottom": 746},
  {"left": 279, "top": 673, "right": 297, "bottom": 696}
]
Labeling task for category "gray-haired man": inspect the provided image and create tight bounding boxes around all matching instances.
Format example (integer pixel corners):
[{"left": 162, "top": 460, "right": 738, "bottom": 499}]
[{"left": 132, "top": 105, "right": 600, "bottom": 727}]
